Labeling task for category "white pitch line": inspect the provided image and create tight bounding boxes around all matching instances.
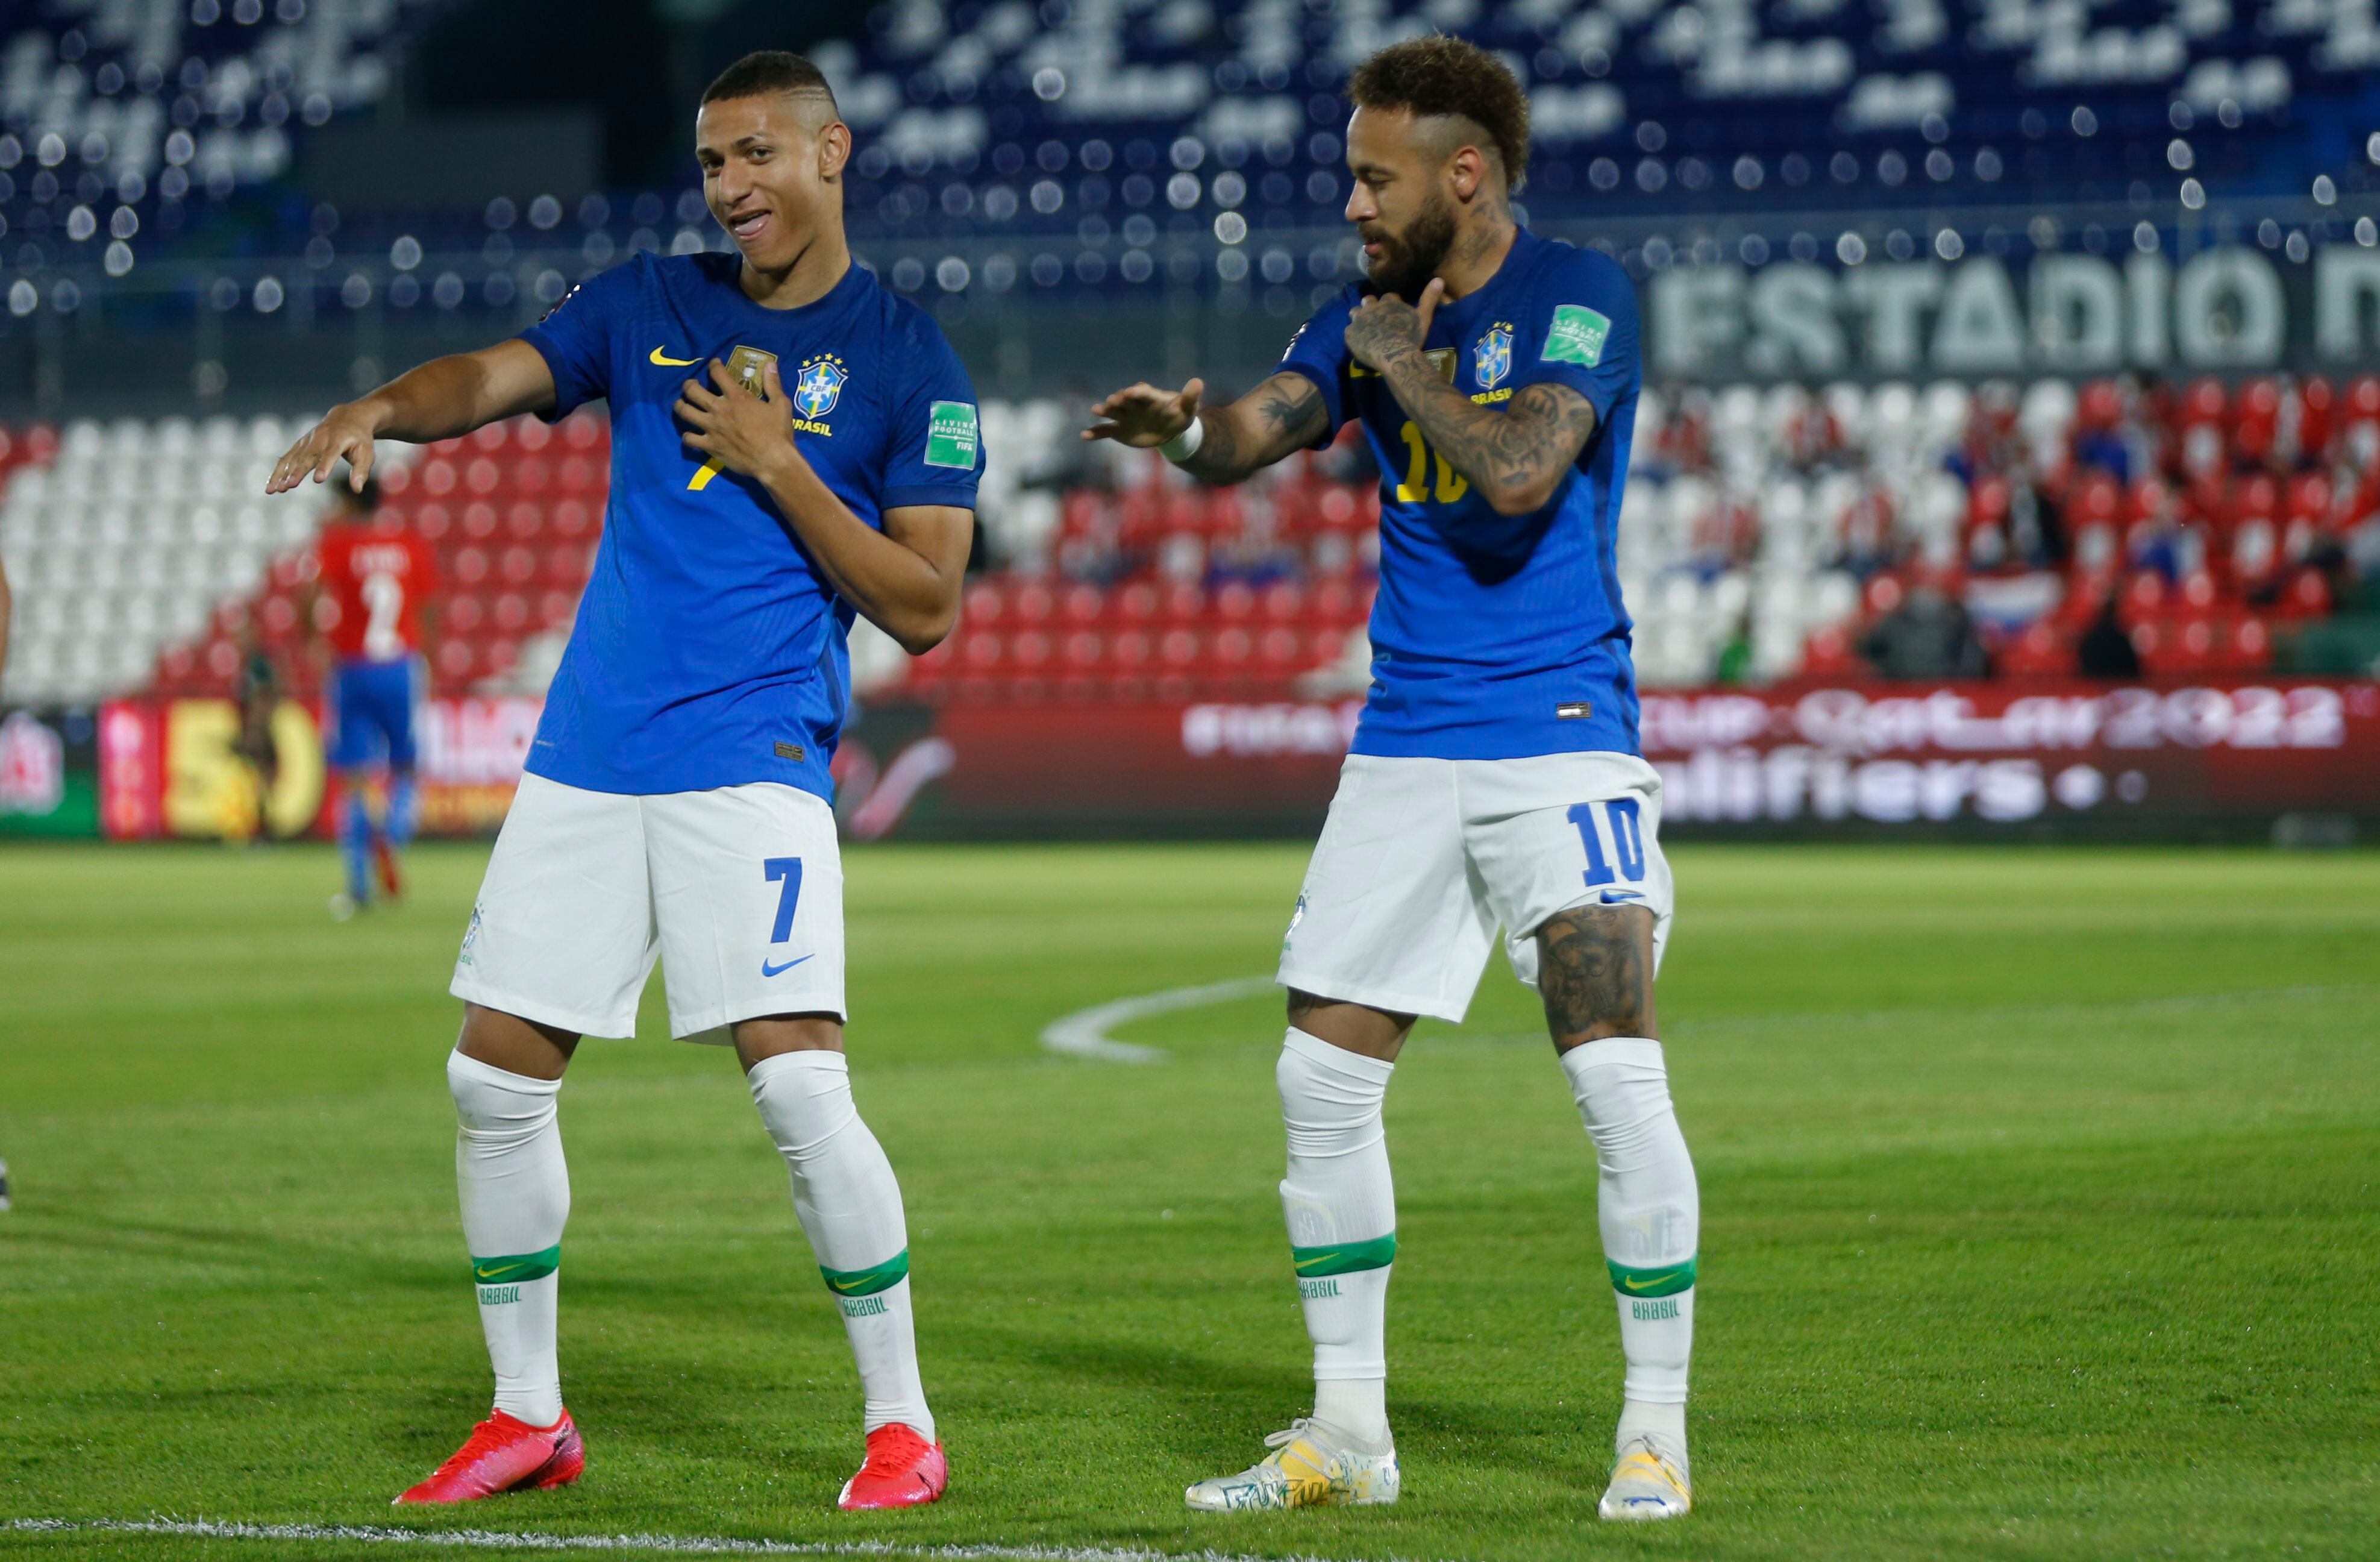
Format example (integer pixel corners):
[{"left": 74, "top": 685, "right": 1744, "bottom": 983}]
[
  {"left": 4, "top": 1517, "right": 1462, "bottom": 1562},
  {"left": 1038, "top": 976, "right": 1277, "bottom": 1064}
]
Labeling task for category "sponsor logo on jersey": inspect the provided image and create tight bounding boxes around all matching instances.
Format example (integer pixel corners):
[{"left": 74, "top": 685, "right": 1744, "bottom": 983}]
[
  {"left": 1474, "top": 322, "right": 1513, "bottom": 389},
  {"left": 1543, "top": 304, "right": 1612, "bottom": 366},
  {"left": 795, "top": 354, "right": 847, "bottom": 419},
  {"left": 925, "top": 400, "right": 979, "bottom": 469},
  {"left": 760, "top": 953, "right": 815, "bottom": 977},
  {"left": 648, "top": 345, "right": 699, "bottom": 366}
]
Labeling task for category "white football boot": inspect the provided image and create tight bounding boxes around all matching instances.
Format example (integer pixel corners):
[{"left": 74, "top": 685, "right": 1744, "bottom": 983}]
[
  {"left": 1185, "top": 1418, "right": 1400, "bottom": 1511},
  {"left": 1598, "top": 1434, "right": 1691, "bottom": 1520}
]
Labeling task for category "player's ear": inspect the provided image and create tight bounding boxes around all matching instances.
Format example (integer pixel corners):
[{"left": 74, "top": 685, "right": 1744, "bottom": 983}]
[
  {"left": 1448, "top": 143, "right": 1483, "bottom": 204},
  {"left": 818, "top": 121, "right": 851, "bottom": 183}
]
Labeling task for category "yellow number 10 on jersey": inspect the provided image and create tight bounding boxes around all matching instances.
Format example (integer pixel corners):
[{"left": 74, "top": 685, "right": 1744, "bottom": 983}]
[{"left": 1395, "top": 421, "right": 1468, "bottom": 504}]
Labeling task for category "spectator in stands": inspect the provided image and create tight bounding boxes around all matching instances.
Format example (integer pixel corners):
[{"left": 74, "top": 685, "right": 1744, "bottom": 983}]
[
  {"left": 1859, "top": 577, "right": 1987, "bottom": 680},
  {"left": 1688, "top": 490, "right": 1758, "bottom": 576},
  {"left": 1833, "top": 481, "right": 1902, "bottom": 579},
  {"left": 2126, "top": 482, "right": 2198, "bottom": 585},
  {"left": 1779, "top": 385, "right": 1847, "bottom": 472},
  {"left": 2075, "top": 591, "right": 2141, "bottom": 679},
  {"left": 2070, "top": 379, "right": 2135, "bottom": 485},
  {"left": 2005, "top": 459, "right": 2067, "bottom": 569},
  {"left": 1645, "top": 382, "right": 1711, "bottom": 476}
]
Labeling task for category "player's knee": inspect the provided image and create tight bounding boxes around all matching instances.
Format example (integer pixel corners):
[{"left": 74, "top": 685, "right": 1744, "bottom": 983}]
[
  {"left": 733, "top": 1012, "right": 844, "bottom": 1072},
  {"left": 456, "top": 1003, "right": 578, "bottom": 1081},
  {"left": 1536, "top": 905, "right": 1656, "bottom": 1043}
]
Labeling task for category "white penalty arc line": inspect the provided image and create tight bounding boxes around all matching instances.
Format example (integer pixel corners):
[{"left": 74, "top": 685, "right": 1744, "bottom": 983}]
[
  {"left": 4, "top": 1517, "right": 1468, "bottom": 1562},
  {"left": 1038, "top": 976, "right": 1277, "bottom": 1064}
]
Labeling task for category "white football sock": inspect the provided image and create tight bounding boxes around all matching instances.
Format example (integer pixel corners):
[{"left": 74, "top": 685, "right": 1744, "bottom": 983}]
[
  {"left": 448, "top": 1050, "right": 569, "bottom": 1428},
  {"left": 1562, "top": 1037, "right": 1698, "bottom": 1460},
  {"left": 749, "top": 1050, "right": 933, "bottom": 1442},
  {"left": 1276, "top": 1027, "right": 1395, "bottom": 1449}
]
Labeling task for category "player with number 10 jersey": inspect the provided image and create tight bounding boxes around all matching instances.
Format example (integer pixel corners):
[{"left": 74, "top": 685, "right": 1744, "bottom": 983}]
[
  {"left": 1087, "top": 36, "right": 1702, "bottom": 1524},
  {"left": 268, "top": 50, "right": 976, "bottom": 1514}
]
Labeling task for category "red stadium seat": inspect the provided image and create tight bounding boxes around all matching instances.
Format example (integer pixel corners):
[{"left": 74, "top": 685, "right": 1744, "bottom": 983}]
[
  {"left": 2276, "top": 568, "right": 2332, "bottom": 619},
  {"left": 1010, "top": 583, "right": 1055, "bottom": 624}
]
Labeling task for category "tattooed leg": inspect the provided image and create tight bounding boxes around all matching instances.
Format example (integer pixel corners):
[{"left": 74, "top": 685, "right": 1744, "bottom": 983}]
[
  {"left": 1536, "top": 902, "right": 1657, "bottom": 1052},
  {"left": 1542, "top": 902, "right": 1698, "bottom": 1487}
]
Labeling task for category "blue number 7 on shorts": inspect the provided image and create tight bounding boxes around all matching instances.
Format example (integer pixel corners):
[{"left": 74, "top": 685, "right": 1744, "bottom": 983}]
[
  {"left": 764, "top": 857, "right": 804, "bottom": 944},
  {"left": 1567, "top": 798, "right": 1646, "bottom": 889}
]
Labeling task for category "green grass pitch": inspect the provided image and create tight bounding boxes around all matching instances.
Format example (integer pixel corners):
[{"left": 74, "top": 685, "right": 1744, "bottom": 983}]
[{"left": 2, "top": 838, "right": 2375, "bottom": 1561}]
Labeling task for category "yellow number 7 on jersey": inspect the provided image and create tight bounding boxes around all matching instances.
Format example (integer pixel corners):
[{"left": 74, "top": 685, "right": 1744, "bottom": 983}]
[{"left": 1395, "top": 421, "right": 1467, "bottom": 504}]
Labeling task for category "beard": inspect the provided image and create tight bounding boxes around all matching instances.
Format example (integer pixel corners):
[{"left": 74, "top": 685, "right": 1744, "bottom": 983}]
[{"left": 1362, "top": 190, "right": 1458, "bottom": 303}]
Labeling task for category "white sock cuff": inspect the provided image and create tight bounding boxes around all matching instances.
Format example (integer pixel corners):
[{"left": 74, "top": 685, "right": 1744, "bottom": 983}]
[
  {"left": 447, "top": 1050, "right": 562, "bottom": 1100},
  {"left": 747, "top": 1049, "right": 850, "bottom": 1096},
  {"left": 1283, "top": 1027, "right": 1395, "bottom": 1087},
  {"left": 1559, "top": 1037, "right": 1665, "bottom": 1081}
]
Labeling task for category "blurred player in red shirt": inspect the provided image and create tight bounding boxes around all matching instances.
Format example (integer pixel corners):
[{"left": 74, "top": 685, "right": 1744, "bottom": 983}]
[{"left": 304, "top": 477, "right": 437, "bottom": 916}]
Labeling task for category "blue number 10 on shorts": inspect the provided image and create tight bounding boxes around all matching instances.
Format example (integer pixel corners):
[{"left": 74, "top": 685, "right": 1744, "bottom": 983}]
[{"left": 1277, "top": 752, "right": 1675, "bottom": 1023}]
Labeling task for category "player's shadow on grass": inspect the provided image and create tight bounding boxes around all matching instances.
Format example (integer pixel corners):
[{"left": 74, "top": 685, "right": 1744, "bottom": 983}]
[{"left": 922, "top": 1319, "right": 1579, "bottom": 1482}]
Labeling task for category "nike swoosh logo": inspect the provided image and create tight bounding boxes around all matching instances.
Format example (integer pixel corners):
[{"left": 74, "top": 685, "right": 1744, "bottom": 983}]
[
  {"left": 760, "top": 954, "right": 814, "bottom": 977},
  {"left": 1621, "top": 1272, "right": 1682, "bottom": 1291},
  {"left": 1600, "top": 889, "right": 1644, "bottom": 904},
  {"left": 1292, "top": 1252, "right": 1341, "bottom": 1272},
  {"left": 649, "top": 346, "right": 698, "bottom": 366}
]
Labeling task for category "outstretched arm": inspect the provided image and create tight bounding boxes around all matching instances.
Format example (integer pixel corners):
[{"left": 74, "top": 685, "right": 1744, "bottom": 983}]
[
  {"left": 676, "top": 359, "right": 971, "bottom": 655},
  {"left": 1082, "top": 370, "right": 1327, "bottom": 486},
  {"left": 1348, "top": 284, "right": 1599, "bottom": 518},
  {"left": 265, "top": 339, "right": 559, "bottom": 495}
]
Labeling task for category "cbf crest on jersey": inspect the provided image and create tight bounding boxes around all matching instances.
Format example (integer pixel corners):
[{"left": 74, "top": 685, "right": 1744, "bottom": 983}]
[
  {"left": 795, "top": 354, "right": 848, "bottom": 419},
  {"left": 1474, "top": 322, "right": 1514, "bottom": 390}
]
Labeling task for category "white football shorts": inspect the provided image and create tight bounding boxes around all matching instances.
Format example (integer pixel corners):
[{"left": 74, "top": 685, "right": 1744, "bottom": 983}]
[
  {"left": 451, "top": 772, "right": 847, "bottom": 1041},
  {"left": 1276, "top": 751, "right": 1674, "bottom": 1024}
]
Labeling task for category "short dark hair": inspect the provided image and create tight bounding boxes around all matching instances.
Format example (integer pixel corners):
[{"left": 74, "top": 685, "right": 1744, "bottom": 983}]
[
  {"left": 331, "top": 473, "right": 381, "bottom": 515},
  {"left": 1347, "top": 35, "right": 1530, "bottom": 194},
  {"left": 701, "top": 50, "right": 838, "bottom": 113}
]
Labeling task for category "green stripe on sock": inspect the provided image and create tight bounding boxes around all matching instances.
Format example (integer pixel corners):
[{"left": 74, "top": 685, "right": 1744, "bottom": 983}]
[
  {"left": 471, "top": 1246, "right": 559, "bottom": 1285},
  {"left": 1608, "top": 1256, "right": 1697, "bottom": 1298},
  {"left": 821, "top": 1250, "right": 910, "bottom": 1299},
  {"left": 1291, "top": 1233, "right": 1398, "bottom": 1278}
]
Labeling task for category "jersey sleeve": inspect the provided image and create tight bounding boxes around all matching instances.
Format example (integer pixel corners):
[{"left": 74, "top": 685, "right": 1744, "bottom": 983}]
[
  {"left": 878, "top": 315, "right": 983, "bottom": 513},
  {"left": 1274, "top": 289, "right": 1357, "bottom": 447},
  {"left": 517, "top": 258, "right": 642, "bottom": 419},
  {"left": 1514, "top": 249, "right": 1641, "bottom": 425}
]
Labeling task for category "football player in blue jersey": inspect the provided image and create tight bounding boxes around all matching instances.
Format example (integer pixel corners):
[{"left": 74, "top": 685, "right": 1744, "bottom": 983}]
[
  {"left": 268, "top": 52, "right": 971, "bottom": 1512},
  {"left": 1088, "top": 36, "right": 1700, "bottom": 1522}
]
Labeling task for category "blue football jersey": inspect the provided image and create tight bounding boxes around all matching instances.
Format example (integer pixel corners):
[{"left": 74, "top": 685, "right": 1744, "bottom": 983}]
[
  {"left": 517, "top": 252, "right": 982, "bottom": 798},
  {"left": 1277, "top": 227, "right": 1643, "bottom": 761}
]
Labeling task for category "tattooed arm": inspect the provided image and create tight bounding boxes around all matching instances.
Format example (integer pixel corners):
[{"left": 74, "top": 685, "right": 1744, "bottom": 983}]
[
  {"left": 1082, "top": 371, "right": 1329, "bottom": 486},
  {"left": 1347, "top": 289, "right": 1600, "bottom": 518},
  {"left": 1386, "top": 368, "right": 1597, "bottom": 518}
]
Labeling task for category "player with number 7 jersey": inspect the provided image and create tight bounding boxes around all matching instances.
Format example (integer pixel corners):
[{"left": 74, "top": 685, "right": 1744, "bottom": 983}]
[
  {"left": 264, "top": 51, "right": 975, "bottom": 1514},
  {"left": 1086, "top": 37, "right": 1699, "bottom": 1523}
]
